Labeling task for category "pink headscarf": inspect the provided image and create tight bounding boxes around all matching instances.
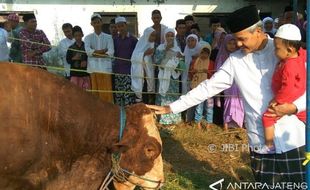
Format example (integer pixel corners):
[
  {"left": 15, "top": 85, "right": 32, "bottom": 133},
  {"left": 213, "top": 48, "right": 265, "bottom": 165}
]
[{"left": 215, "top": 34, "right": 236, "bottom": 71}]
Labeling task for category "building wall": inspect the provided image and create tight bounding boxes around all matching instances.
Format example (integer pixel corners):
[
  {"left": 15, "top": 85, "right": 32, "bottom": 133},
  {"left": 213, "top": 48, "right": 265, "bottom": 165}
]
[{"left": 0, "top": 0, "right": 300, "bottom": 44}]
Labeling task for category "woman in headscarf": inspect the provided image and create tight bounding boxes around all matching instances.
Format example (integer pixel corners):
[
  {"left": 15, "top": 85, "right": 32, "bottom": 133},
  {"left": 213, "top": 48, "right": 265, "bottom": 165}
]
[
  {"left": 210, "top": 27, "right": 226, "bottom": 126},
  {"left": 215, "top": 34, "right": 234, "bottom": 69},
  {"left": 181, "top": 34, "right": 202, "bottom": 122},
  {"left": 131, "top": 27, "right": 156, "bottom": 103},
  {"left": 262, "top": 17, "right": 277, "bottom": 38},
  {"left": 211, "top": 27, "right": 226, "bottom": 51},
  {"left": 154, "top": 28, "right": 182, "bottom": 125},
  {"left": 215, "top": 34, "right": 244, "bottom": 130},
  {"left": 190, "top": 44, "right": 215, "bottom": 129},
  {"left": 182, "top": 34, "right": 202, "bottom": 94}
]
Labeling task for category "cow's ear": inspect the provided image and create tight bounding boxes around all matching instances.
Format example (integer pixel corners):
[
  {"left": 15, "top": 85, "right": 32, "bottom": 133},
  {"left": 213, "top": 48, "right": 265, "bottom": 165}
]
[
  {"left": 144, "top": 139, "right": 161, "bottom": 160},
  {"left": 111, "top": 143, "right": 129, "bottom": 153}
]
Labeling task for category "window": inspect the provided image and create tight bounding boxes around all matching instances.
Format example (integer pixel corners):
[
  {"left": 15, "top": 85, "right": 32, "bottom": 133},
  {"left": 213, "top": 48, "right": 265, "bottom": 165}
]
[{"left": 94, "top": 12, "right": 138, "bottom": 37}]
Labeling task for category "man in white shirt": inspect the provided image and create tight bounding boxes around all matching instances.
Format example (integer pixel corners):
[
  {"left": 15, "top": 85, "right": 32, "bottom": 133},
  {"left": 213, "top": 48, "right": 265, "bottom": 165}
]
[
  {"left": 58, "top": 23, "right": 75, "bottom": 79},
  {"left": 0, "top": 25, "right": 9, "bottom": 61},
  {"left": 148, "top": 5, "right": 306, "bottom": 186},
  {"left": 85, "top": 13, "right": 114, "bottom": 103}
]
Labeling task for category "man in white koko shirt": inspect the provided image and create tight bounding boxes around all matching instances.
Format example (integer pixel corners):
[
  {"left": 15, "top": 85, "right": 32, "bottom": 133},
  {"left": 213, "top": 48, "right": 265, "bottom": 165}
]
[{"left": 148, "top": 5, "right": 306, "bottom": 186}]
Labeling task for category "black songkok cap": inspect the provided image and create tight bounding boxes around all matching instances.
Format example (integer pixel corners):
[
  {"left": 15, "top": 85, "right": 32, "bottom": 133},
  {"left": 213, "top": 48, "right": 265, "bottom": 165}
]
[
  {"left": 210, "top": 17, "right": 220, "bottom": 24},
  {"left": 184, "top": 15, "right": 194, "bottom": 21},
  {"left": 152, "top": 9, "right": 161, "bottom": 16},
  {"left": 23, "top": 13, "right": 36, "bottom": 22},
  {"left": 72, "top": 25, "right": 83, "bottom": 35},
  {"left": 191, "top": 23, "right": 200, "bottom": 32},
  {"left": 284, "top": 5, "right": 293, "bottom": 13},
  {"left": 176, "top": 19, "right": 185, "bottom": 26},
  {"left": 227, "top": 5, "right": 260, "bottom": 33}
]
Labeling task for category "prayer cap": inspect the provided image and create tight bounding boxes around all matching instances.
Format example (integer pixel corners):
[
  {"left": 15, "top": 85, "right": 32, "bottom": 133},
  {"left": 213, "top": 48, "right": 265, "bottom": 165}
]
[
  {"left": 91, "top": 13, "right": 102, "bottom": 21},
  {"left": 23, "top": 13, "right": 36, "bottom": 22},
  {"left": 115, "top": 16, "right": 127, "bottom": 24},
  {"left": 275, "top": 24, "right": 301, "bottom": 41},
  {"left": 227, "top": 5, "right": 260, "bottom": 33}
]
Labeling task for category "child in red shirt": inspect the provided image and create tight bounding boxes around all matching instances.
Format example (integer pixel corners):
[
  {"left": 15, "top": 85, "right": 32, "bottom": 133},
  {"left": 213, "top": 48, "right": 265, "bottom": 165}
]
[{"left": 262, "top": 24, "right": 306, "bottom": 153}]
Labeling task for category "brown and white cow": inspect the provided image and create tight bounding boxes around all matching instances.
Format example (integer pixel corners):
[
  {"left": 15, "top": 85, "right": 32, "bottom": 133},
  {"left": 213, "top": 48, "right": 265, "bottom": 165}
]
[{"left": 0, "top": 63, "right": 164, "bottom": 190}]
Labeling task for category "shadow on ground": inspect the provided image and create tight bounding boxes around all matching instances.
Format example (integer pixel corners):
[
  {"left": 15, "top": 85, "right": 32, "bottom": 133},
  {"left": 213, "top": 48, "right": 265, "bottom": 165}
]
[{"left": 160, "top": 124, "right": 254, "bottom": 190}]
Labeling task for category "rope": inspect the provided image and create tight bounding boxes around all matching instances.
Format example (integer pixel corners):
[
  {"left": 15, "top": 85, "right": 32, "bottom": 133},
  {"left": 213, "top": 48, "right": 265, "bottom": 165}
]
[
  {"left": 99, "top": 171, "right": 114, "bottom": 190},
  {"left": 97, "top": 106, "right": 162, "bottom": 189},
  {"left": 121, "top": 168, "right": 163, "bottom": 184},
  {"left": 9, "top": 61, "right": 185, "bottom": 83},
  {"left": 8, "top": 36, "right": 191, "bottom": 72},
  {"left": 8, "top": 36, "right": 222, "bottom": 73},
  {"left": 86, "top": 89, "right": 242, "bottom": 98},
  {"left": 111, "top": 154, "right": 128, "bottom": 183},
  {"left": 110, "top": 154, "right": 162, "bottom": 189},
  {"left": 6, "top": 59, "right": 243, "bottom": 98}
]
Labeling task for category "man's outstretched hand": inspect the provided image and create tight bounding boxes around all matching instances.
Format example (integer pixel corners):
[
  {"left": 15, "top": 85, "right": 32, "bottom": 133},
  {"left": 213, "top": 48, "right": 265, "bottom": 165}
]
[{"left": 146, "top": 105, "right": 172, "bottom": 115}]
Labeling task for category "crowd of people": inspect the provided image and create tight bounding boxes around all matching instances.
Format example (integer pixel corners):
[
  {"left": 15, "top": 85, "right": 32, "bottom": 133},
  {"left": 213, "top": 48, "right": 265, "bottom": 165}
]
[
  {"left": 148, "top": 4, "right": 307, "bottom": 188},
  {"left": 0, "top": 5, "right": 307, "bottom": 131},
  {"left": 0, "top": 3, "right": 308, "bottom": 188}
]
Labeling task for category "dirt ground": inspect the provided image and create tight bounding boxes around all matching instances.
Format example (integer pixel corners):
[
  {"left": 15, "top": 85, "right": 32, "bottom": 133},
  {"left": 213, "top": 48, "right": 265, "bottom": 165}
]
[{"left": 160, "top": 122, "right": 254, "bottom": 190}]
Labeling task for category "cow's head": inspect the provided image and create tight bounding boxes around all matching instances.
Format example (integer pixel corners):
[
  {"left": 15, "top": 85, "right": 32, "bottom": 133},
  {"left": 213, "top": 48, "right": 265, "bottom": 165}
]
[{"left": 112, "top": 103, "right": 164, "bottom": 190}]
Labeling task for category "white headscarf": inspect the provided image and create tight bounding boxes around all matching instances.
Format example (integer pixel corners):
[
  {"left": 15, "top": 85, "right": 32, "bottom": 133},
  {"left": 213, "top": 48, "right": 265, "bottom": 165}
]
[
  {"left": 132, "top": 27, "right": 155, "bottom": 58},
  {"left": 263, "top": 17, "right": 273, "bottom": 25},
  {"left": 157, "top": 28, "right": 181, "bottom": 53},
  {"left": 263, "top": 17, "right": 277, "bottom": 34},
  {"left": 182, "top": 34, "right": 201, "bottom": 94},
  {"left": 131, "top": 27, "right": 156, "bottom": 98},
  {"left": 157, "top": 28, "right": 182, "bottom": 96},
  {"left": 184, "top": 34, "right": 201, "bottom": 66}
]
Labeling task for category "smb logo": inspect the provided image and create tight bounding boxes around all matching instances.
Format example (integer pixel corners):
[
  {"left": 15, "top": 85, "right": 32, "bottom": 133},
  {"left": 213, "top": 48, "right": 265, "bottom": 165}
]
[{"left": 209, "top": 178, "right": 224, "bottom": 190}]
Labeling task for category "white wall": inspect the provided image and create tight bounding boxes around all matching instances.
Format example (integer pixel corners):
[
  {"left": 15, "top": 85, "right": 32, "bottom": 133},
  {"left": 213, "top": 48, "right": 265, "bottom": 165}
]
[
  {"left": 2, "top": 3, "right": 217, "bottom": 43},
  {"left": 0, "top": 0, "right": 296, "bottom": 45}
]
